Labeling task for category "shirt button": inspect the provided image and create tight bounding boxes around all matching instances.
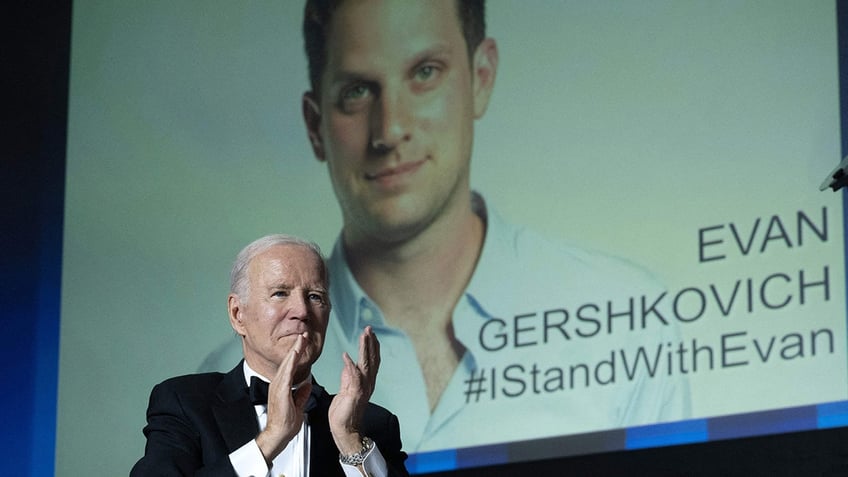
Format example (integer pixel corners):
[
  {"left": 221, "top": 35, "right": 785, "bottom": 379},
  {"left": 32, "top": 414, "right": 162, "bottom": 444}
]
[{"left": 361, "top": 307, "right": 375, "bottom": 322}]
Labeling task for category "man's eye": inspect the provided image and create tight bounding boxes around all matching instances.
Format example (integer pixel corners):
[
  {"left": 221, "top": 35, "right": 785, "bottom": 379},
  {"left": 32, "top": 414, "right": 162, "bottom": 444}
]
[
  {"left": 414, "top": 65, "right": 435, "bottom": 81},
  {"left": 308, "top": 293, "right": 326, "bottom": 304},
  {"left": 342, "top": 84, "right": 370, "bottom": 101},
  {"left": 338, "top": 83, "right": 374, "bottom": 113},
  {"left": 272, "top": 291, "right": 288, "bottom": 298}
]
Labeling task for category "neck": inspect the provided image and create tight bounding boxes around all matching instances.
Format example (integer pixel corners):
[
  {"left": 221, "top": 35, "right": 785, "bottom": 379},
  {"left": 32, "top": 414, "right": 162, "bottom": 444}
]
[{"left": 343, "top": 197, "right": 485, "bottom": 323}]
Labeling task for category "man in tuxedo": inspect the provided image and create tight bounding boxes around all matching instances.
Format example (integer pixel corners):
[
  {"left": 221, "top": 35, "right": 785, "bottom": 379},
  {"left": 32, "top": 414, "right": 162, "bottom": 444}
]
[{"left": 132, "top": 234, "right": 409, "bottom": 476}]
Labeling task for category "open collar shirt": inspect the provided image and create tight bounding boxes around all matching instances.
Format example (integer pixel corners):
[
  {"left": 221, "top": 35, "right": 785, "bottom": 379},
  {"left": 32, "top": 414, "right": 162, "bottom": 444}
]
[{"left": 314, "top": 192, "right": 691, "bottom": 452}]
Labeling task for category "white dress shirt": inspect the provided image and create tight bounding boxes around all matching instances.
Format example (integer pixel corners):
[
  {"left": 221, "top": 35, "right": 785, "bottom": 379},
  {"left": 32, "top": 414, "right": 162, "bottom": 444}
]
[{"left": 228, "top": 361, "right": 388, "bottom": 477}]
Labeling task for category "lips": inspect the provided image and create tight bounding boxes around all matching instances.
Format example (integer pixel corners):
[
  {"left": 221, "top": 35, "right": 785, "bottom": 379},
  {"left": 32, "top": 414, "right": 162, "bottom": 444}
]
[
  {"left": 365, "top": 159, "right": 426, "bottom": 183},
  {"left": 278, "top": 327, "right": 310, "bottom": 338}
]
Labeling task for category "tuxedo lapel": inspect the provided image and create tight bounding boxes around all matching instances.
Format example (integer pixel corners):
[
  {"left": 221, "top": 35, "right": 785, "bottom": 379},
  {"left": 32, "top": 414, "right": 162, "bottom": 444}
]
[
  {"left": 206, "top": 367, "right": 346, "bottom": 476},
  {"left": 212, "top": 361, "right": 260, "bottom": 452}
]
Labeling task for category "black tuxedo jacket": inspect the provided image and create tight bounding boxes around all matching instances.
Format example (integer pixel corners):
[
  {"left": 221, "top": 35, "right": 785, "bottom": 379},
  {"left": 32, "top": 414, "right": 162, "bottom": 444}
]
[{"left": 130, "top": 362, "right": 408, "bottom": 476}]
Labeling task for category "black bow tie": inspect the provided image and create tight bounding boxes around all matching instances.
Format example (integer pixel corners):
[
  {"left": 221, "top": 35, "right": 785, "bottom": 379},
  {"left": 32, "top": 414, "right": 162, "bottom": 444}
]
[{"left": 249, "top": 376, "right": 270, "bottom": 405}]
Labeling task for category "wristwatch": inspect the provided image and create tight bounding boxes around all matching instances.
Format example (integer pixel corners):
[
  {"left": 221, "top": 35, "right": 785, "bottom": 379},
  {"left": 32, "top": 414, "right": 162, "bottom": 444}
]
[{"left": 339, "top": 436, "right": 375, "bottom": 466}]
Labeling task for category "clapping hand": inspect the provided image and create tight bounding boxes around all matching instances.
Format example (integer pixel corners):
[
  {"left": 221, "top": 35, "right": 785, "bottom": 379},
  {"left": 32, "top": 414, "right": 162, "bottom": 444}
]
[
  {"left": 328, "top": 325, "right": 381, "bottom": 455},
  {"left": 255, "top": 332, "right": 313, "bottom": 463}
]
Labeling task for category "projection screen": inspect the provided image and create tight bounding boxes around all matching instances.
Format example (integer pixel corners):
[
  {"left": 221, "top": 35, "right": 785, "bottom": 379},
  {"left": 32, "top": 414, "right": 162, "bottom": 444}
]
[{"left": 57, "top": 1, "right": 845, "bottom": 474}]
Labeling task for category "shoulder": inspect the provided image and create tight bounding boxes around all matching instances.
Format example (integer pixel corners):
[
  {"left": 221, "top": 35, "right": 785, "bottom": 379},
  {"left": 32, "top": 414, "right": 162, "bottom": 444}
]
[
  {"left": 142, "top": 370, "right": 244, "bottom": 430},
  {"left": 153, "top": 371, "right": 227, "bottom": 393},
  {"left": 478, "top": 209, "right": 664, "bottom": 296},
  {"left": 361, "top": 400, "right": 397, "bottom": 424},
  {"left": 359, "top": 401, "right": 405, "bottom": 457},
  {"left": 146, "top": 371, "right": 231, "bottom": 409}
]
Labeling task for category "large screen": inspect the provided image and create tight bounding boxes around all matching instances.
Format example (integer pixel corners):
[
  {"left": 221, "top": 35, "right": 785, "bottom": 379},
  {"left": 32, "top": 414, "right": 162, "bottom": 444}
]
[{"left": 56, "top": 1, "right": 845, "bottom": 474}]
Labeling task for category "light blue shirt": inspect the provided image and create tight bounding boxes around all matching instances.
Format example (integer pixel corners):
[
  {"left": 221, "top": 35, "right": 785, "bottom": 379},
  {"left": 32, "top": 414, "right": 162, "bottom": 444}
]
[{"left": 312, "top": 193, "right": 691, "bottom": 452}]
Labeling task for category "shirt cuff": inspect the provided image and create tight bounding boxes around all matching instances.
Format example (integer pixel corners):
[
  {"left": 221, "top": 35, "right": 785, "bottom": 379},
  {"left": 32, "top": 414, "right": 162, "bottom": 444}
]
[
  {"left": 229, "top": 439, "right": 270, "bottom": 477},
  {"left": 340, "top": 443, "right": 388, "bottom": 477}
]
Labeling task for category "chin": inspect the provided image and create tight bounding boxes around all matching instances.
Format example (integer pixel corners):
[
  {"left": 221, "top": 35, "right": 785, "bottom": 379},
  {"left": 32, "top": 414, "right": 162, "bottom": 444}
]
[
  {"left": 308, "top": 344, "right": 326, "bottom": 364},
  {"left": 359, "top": 209, "right": 427, "bottom": 239}
]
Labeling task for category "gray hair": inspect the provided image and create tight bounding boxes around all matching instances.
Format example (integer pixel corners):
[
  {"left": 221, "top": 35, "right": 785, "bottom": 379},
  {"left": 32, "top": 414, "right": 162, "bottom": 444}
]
[{"left": 229, "top": 234, "right": 328, "bottom": 300}]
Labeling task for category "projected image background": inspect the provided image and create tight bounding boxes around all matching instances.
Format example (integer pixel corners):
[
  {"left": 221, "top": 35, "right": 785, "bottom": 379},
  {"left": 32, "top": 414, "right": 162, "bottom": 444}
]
[{"left": 57, "top": 1, "right": 844, "bottom": 475}]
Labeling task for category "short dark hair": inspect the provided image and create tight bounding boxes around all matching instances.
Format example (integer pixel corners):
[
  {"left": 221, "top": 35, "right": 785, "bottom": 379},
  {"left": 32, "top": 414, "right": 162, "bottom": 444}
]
[{"left": 302, "top": 0, "right": 486, "bottom": 96}]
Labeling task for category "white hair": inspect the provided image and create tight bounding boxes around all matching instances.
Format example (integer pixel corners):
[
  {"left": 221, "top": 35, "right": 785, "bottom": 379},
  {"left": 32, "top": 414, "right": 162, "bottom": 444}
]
[{"left": 229, "top": 234, "right": 327, "bottom": 300}]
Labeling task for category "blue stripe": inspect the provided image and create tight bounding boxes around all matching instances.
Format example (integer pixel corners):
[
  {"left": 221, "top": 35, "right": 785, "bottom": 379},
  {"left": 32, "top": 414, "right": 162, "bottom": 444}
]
[
  {"left": 626, "top": 419, "right": 708, "bottom": 449},
  {"left": 708, "top": 406, "right": 817, "bottom": 440},
  {"left": 457, "top": 443, "right": 510, "bottom": 468},
  {"left": 817, "top": 400, "right": 848, "bottom": 429},
  {"left": 406, "top": 449, "right": 457, "bottom": 473}
]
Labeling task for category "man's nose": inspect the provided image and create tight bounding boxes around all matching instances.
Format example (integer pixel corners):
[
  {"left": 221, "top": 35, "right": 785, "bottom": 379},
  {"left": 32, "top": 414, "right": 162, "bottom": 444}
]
[
  {"left": 370, "top": 89, "right": 411, "bottom": 151},
  {"left": 287, "top": 292, "right": 310, "bottom": 321}
]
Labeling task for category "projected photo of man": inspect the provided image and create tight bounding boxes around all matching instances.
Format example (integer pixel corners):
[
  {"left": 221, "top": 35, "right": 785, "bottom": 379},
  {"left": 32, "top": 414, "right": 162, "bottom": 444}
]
[{"left": 203, "top": 0, "right": 690, "bottom": 452}]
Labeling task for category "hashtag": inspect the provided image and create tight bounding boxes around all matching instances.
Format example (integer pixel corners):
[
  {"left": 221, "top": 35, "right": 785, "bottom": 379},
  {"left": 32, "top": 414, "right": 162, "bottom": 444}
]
[{"left": 464, "top": 368, "right": 488, "bottom": 403}]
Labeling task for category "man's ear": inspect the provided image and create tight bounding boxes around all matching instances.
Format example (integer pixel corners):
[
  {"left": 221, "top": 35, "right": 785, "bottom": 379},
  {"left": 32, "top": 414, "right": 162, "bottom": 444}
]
[
  {"left": 228, "top": 294, "right": 247, "bottom": 336},
  {"left": 302, "top": 92, "right": 326, "bottom": 161},
  {"left": 471, "top": 38, "right": 499, "bottom": 119}
]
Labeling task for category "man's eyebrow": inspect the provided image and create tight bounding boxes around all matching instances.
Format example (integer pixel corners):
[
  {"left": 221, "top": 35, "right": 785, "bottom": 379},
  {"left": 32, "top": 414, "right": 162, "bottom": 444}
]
[
  {"left": 328, "top": 70, "right": 373, "bottom": 86},
  {"left": 266, "top": 282, "right": 326, "bottom": 292},
  {"left": 266, "top": 283, "right": 292, "bottom": 291},
  {"left": 408, "top": 44, "right": 453, "bottom": 66},
  {"left": 328, "top": 44, "right": 455, "bottom": 86}
]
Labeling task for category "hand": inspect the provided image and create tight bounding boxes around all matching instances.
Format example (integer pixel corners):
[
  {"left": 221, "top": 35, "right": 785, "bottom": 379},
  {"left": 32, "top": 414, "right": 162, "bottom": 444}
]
[
  {"left": 328, "top": 325, "right": 381, "bottom": 455},
  {"left": 255, "top": 332, "right": 313, "bottom": 463}
]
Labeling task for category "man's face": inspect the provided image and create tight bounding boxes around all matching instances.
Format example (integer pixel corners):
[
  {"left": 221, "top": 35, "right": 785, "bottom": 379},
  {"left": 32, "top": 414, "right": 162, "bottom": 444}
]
[
  {"left": 228, "top": 244, "right": 330, "bottom": 379},
  {"left": 304, "top": 0, "right": 497, "bottom": 245}
]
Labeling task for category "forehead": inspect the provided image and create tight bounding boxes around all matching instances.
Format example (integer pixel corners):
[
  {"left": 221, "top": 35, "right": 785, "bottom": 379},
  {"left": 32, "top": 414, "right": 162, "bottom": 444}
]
[
  {"left": 324, "top": 0, "right": 464, "bottom": 70},
  {"left": 247, "top": 244, "right": 325, "bottom": 287}
]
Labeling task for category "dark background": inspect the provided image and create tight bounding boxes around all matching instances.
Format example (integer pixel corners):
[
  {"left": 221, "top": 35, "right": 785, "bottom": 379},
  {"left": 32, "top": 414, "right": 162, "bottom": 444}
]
[{"left": 6, "top": 1, "right": 848, "bottom": 475}]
